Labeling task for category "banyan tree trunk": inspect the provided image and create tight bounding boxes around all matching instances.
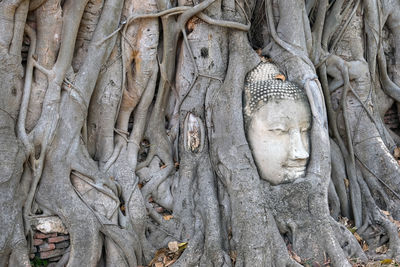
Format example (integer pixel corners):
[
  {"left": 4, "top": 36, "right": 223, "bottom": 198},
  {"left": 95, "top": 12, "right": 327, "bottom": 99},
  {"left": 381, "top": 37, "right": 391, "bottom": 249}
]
[{"left": 1, "top": 0, "right": 400, "bottom": 266}]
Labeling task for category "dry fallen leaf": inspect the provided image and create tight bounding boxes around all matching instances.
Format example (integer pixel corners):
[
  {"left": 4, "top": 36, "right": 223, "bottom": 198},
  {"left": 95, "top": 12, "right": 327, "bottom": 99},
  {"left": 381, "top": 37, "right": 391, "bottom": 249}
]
[
  {"left": 381, "top": 259, "right": 392, "bottom": 264},
  {"left": 376, "top": 244, "right": 388, "bottom": 254},
  {"left": 178, "top": 242, "right": 187, "bottom": 250},
  {"left": 339, "top": 216, "right": 350, "bottom": 227},
  {"left": 394, "top": 147, "right": 400, "bottom": 159},
  {"left": 148, "top": 242, "right": 188, "bottom": 267},
  {"left": 392, "top": 218, "right": 400, "bottom": 229},
  {"left": 275, "top": 74, "right": 286, "bottom": 81},
  {"left": 353, "top": 232, "right": 363, "bottom": 243},
  {"left": 349, "top": 227, "right": 357, "bottom": 234},
  {"left": 344, "top": 178, "right": 350, "bottom": 188},
  {"left": 380, "top": 209, "right": 400, "bottom": 229},
  {"left": 168, "top": 241, "right": 179, "bottom": 253},
  {"left": 165, "top": 259, "right": 177, "bottom": 267},
  {"left": 148, "top": 248, "right": 168, "bottom": 267},
  {"left": 163, "top": 215, "right": 173, "bottom": 221},
  {"left": 186, "top": 17, "right": 200, "bottom": 33},
  {"left": 381, "top": 210, "right": 390, "bottom": 216},
  {"left": 290, "top": 251, "right": 302, "bottom": 263},
  {"left": 230, "top": 250, "right": 237, "bottom": 265}
]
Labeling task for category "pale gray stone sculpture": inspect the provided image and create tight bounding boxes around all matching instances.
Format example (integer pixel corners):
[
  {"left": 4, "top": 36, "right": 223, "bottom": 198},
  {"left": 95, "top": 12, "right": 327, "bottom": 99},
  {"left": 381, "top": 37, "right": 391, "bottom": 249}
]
[{"left": 243, "top": 62, "right": 311, "bottom": 185}]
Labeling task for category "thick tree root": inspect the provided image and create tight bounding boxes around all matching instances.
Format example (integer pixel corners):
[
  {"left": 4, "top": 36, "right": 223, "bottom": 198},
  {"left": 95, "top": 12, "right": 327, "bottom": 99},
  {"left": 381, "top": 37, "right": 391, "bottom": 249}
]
[
  {"left": 265, "top": 176, "right": 364, "bottom": 266},
  {"left": 36, "top": 172, "right": 104, "bottom": 267},
  {"left": 0, "top": 2, "right": 30, "bottom": 262}
]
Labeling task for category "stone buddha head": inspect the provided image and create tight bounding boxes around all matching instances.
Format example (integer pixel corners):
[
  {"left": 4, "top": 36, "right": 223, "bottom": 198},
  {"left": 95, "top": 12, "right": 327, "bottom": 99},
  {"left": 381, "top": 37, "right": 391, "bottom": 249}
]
[{"left": 243, "top": 62, "right": 311, "bottom": 185}]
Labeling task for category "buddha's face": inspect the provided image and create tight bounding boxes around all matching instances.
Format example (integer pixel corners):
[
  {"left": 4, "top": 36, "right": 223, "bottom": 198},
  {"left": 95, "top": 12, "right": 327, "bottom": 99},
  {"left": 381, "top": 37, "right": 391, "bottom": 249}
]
[{"left": 247, "top": 99, "right": 311, "bottom": 185}]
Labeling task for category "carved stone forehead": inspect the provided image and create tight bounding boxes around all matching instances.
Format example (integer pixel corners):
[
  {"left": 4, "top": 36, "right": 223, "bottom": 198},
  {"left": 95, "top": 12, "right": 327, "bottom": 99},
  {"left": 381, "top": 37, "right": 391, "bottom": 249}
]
[{"left": 243, "top": 62, "right": 307, "bottom": 119}]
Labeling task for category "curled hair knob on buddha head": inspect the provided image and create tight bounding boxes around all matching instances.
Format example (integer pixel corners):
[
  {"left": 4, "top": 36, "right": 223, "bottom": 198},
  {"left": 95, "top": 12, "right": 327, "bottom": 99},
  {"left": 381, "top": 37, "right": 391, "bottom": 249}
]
[{"left": 243, "top": 61, "right": 307, "bottom": 128}]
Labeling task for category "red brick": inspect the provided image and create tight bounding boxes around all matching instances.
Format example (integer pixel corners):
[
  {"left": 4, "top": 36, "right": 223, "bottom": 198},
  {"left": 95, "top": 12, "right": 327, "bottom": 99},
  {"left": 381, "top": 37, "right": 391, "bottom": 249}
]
[
  {"left": 33, "top": 239, "right": 44, "bottom": 246},
  {"left": 48, "top": 235, "right": 69, "bottom": 243},
  {"left": 34, "top": 232, "right": 57, "bottom": 239},
  {"left": 39, "top": 243, "right": 56, "bottom": 252},
  {"left": 34, "top": 233, "right": 46, "bottom": 239},
  {"left": 55, "top": 240, "right": 70, "bottom": 249},
  {"left": 39, "top": 249, "right": 65, "bottom": 259}
]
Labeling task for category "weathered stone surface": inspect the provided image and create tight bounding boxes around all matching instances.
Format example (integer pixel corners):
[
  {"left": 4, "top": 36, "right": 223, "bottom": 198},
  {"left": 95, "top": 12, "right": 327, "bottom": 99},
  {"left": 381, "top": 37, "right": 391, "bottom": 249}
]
[{"left": 31, "top": 216, "right": 68, "bottom": 234}]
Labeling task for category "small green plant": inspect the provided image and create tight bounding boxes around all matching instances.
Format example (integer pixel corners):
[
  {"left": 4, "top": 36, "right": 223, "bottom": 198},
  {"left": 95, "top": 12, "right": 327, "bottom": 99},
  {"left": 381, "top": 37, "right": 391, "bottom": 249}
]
[{"left": 30, "top": 256, "right": 48, "bottom": 267}]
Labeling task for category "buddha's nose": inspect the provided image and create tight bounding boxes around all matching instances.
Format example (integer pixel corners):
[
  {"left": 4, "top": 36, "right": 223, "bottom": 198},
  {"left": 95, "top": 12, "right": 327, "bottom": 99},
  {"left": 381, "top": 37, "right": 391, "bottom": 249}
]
[{"left": 288, "top": 129, "right": 309, "bottom": 160}]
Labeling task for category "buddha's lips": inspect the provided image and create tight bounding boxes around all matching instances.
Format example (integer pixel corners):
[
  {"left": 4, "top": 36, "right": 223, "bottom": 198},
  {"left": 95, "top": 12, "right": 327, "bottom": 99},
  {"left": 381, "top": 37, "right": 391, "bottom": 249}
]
[{"left": 284, "top": 165, "right": 307, "bottom": 173}]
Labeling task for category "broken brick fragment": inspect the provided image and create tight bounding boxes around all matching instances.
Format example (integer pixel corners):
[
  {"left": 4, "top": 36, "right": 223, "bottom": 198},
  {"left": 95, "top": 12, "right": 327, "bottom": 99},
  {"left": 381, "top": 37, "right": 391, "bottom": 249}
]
[
  {"left": 39, "top": 243, "right": 56, "bottom": 252},
  {"left": 33, "top": 239, "right": 44, "bottom": 246},
  {"left": 34, "top": 232, "right": 57, "bottom": 239},
  {"left": 48, "top": 235, "right": 69, "bottom": 243},
  {"left": 40, "top": 249, "right": 65, "bottom": 259}
]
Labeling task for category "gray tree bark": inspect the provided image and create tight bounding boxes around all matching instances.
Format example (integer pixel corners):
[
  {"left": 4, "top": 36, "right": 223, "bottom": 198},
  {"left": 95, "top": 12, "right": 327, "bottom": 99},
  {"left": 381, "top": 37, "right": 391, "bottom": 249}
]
[{"left": 1, "top": 0, "right": 400, "bottom": 266}]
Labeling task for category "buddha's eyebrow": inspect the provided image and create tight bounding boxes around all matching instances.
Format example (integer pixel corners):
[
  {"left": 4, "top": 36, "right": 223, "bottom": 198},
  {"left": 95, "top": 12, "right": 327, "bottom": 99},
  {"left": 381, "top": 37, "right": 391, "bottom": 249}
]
[
  {"left": 265, "top": 114, "right": 291, "bottom": 122},
  {"left": 264, "top": 120, "right": 288, "bottom": 128}
]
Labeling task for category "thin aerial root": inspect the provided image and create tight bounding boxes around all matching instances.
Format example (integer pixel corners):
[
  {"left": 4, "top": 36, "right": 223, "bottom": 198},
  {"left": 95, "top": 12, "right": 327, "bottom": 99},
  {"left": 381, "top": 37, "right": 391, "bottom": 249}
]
[{"left": 18, "top": 25, "right": 36, "bottom": 156}]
